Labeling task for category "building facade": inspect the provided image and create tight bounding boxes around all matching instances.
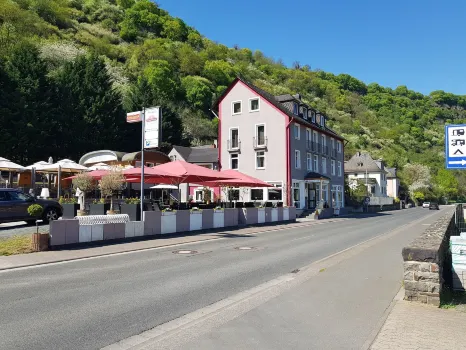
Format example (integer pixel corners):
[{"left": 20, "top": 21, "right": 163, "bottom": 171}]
[
  {"left": 345, "top": 152, "right": 389, "bottom": 197},
  {"left": 214, "top": 77, "right": 345, "bottom": 209},
  {"left": 386, "top": 167, "right": 400, "bottom": 199}
]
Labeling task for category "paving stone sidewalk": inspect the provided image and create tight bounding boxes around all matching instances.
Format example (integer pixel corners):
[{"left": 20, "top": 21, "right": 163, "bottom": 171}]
[{"left": 371, "top": 299, "right": 466, "bottom": 350}]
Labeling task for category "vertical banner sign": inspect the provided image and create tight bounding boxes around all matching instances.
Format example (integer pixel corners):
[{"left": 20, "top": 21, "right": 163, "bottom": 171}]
[
  {"left": 445, "top": 124, "right": 466, "bottom": 169},
  {"left": 144, "top": 107, "right": 161, "bottom": 149}
]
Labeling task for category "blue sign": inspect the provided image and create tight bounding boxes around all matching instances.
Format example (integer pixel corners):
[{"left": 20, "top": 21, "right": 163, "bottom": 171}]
[{"left": 445, "top": 124, "right": 466, "bottom": 169}]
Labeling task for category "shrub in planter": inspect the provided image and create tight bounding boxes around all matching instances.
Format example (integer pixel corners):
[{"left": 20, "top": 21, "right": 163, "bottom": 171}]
[
  {"left": 59, "top": 196, "right": 79, "bottom": 218},
  {"left": 89, "top": 198, "right": 110, "bottom": 215},
  {"left": 28, "top": 204, "right": 48, "bottom": 251},
  {"left": 120, "top": 197, "right": 141, "bottom": 221},
  {"left": 100, "top": 171, "right": 125, "bottom": 214}
]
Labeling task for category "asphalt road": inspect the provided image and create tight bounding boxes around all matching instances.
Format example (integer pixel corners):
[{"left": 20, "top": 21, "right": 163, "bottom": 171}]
[{"left": 0, "top": 208, "right": 443, "bottom": 349}]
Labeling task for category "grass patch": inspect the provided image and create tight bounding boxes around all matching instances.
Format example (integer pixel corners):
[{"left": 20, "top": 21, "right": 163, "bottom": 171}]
[
  {"left": 0, "top": 235, "right": 34, "bottom": 256},
  {"left": 440, "top": 287, "right": 466, "bottom": 309},
  {"left": 319, "top": 268, "right": 326, "bottom": 273}
]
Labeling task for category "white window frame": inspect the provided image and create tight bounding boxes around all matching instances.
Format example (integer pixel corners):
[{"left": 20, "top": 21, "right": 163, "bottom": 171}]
[
  {"left": 231, "top": 153, "right": 239, "bottom": 170},
  {"left": 255, "top": 123, "right": 266, "bottom": 146},
  {"left": 256, "top": 151, "right": 266, "bottom": 170},
  {"left": 266, "top": 181, "right": 283, "bottom": 201},
  {"left": 307, "top": 153, "right": 312, "bottom": 171},
  {"left": 321, "top": 134, "right": 326, "bottom": 147},
  {"left": 331, "top": 138, "right": 335, "bottom": 151},
  {"left": 322, "top": 156, "right": 327, "bottom": 174},
  {"left": 306, "top": 129, "right": 311, "bottom": 143},
  {"left": 249, "top": 97, "right": 260, "bottom": 112},
  {"left": 338, "top": 161, "right": 342, "bottom": 177},
  {"left": 331, "top": 159, "right": 336, "bottom": 175},
  {"left": 293, "top": 103, "right": 298, "bottom": 115},
  {"left": 229, "top": 127, "right": 239, "bottom": 150},
  {"left": 232, "top": 100, "right": 242, "bottom": 115},
  {"left": 303, "top": 107, "right": 307, "bottom": 119},
  {"left": 311, "top": 110, "right": 316, "bottom": 123},
  {"left": 313, "top": 155, "right": 319, "bottom": 172},
  {"left": 250, "top": 188, "right": 264, "bottom": 201},
  {"left": 295, "top": 150, "right": 301, "bottom": 169},
  {"left": 337, "top": 140, "right": 342, "bottom": 153},
  {"left": 294, "top": 123, "right": 300, "bottom": 140},
  {"left": 313, "top": 130, "right": 318, "bottom": 143}
]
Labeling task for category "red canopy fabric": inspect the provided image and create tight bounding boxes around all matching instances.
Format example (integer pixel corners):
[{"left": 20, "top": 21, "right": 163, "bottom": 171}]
[
  {"left": 198, "top": 169, "right": 273, "bottom": 188},
  {"left": 122, "top": 166, "right": 181, "bottom": 184},
  {"left": 63, "top": 170, "right": 109, "bottom": 181},
  {"left": 148, "top": 161, "right": 234, "bottom": 185}
]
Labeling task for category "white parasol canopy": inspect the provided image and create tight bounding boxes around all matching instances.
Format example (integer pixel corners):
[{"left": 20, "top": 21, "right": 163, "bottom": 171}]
[
  {"left": 0, "top": 157, "right": 24, "bottom": 171},
  {"left": 150, "top": 184, "right": 178, "bottom": 189},
  {"left": 88, "top": 162, "right": 112, "bottom": 171},
  {"left": 25, "top": 161, "right": 52, "bottom": 171},
  {"left": 40, "top": 159, "right": 88, "bottom": 173}
]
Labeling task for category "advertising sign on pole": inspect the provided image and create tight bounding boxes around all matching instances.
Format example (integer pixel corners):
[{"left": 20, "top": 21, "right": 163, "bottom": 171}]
[
  {"left": 445, "top": 124, "right": 466, "bottom": 169},
  {"left": 144, "top": 107, "right": 161, "bottom": 149},
  {"left": 126, "top": 111, "right": 142, "bottom": 123}
]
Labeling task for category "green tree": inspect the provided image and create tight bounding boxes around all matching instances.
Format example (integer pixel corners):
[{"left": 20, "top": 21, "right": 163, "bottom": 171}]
[
  {"left": 119, "top": 0, "right": 162, "bottom": 41},
  {"left": 54, "top": 53, "right": 128, "bottom": 159},
  {"left": 181, "top": 76, "right": 213, "bottom": 110},
  {"left": 143, "top": 59, "right": 180, "bottom": 101},
  {"left": 434, "top": 169, "right": 458, "bottom": 200},
  {"left": 202, "top": 60, "right": 235, "bottom": 86},
  {"left": 4, "top": 42, "right": 55, "bottom": 163},
  {"left": 161, "top": 17, "right": 188, "bottom": 41}
]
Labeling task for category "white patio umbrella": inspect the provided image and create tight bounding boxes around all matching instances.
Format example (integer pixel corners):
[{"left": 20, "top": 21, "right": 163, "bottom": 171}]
[
  {"left": 149, "top": 184, "right": 178, "bottom": 189},
  {"left": 25, "top": 161, "right": 51, "bottom": 171},
  {"left": 0, "top": 157, "right": 24, "bottom": 188},
  {"left": 40, "top": 159, "right": 89, "bottom": 198},
  {"left": 88, "top": 162, "right": 111, "bottom": 171}
]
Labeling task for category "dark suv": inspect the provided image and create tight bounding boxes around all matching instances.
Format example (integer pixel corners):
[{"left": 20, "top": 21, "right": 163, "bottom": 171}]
[
  {"left": 0, "top": 189, "right": 62, "bottom": 224},
  {"left": 429, "top": 202, "right": 440, "bottom": 210}
]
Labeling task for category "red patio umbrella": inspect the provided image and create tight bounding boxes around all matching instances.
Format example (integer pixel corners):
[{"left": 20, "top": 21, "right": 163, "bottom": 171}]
[
  {"left": 63, "top": 170, "right": 110, "bottom": 181},
  {"left": 198, "top": 170, "right": 273, "bottom": 188}
]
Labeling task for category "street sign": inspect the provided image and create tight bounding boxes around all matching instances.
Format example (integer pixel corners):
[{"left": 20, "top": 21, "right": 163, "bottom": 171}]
[
  {"left": 144, "top": 107, "right": 161, "bottom": 149},
  {"left": 126, "top": 111, "right": 142, "bottom": 123},
  {"left": 445, "top": 124, "right": 466, "bottom": 169}
]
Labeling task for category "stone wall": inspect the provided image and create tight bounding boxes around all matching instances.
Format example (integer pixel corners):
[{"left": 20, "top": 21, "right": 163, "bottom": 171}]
[{"left": 402, "top": 207, "right": 458, "bottom": 306}]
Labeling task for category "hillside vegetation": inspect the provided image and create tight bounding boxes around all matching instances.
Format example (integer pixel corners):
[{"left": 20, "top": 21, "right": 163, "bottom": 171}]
[{"left": 0, "top": 0, "right": 465, "bottom": 201}]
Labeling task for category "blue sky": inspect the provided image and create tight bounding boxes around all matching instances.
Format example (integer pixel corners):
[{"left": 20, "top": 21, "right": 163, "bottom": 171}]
[{"left": 159, "top": 0, "right": 466, "bottom": 96}]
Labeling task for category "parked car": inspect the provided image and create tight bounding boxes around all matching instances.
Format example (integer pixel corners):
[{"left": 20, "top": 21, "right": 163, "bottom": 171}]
[
  {"left": 422, "top": 202, "right": 430, "bottom": 208},
  {"left": 0, "top": 189, "right": 62, "bottom": 224},
  {"left": 429, "top": 202, "right": 440, "bottom": 210}
]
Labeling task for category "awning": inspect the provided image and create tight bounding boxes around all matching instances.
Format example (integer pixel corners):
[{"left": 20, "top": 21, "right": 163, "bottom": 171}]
[{"left": 304, "top": 172, "right": 330, "bottom": 180}]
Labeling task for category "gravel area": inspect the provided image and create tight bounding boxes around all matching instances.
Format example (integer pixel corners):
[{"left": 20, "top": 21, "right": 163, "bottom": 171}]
[{"left": 0, "top": 222, "right": 50, "bottom": 239}]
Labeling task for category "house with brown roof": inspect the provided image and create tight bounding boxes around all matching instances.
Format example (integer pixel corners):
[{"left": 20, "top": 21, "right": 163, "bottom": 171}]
[{"left": 213, "top": 76, "right": 345, "bottom": 210}]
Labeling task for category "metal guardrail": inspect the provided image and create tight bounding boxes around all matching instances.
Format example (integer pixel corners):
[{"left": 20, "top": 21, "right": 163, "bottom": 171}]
[{"left": 74, "top": 214, "right": 130, "bottom": 225}]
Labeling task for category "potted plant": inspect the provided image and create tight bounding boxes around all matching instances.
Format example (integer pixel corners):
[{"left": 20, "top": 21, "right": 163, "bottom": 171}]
[
  {"left": 89, "top": 197, "right": 110, "bottom": 216},
  {"left": 72, "top": 173, "right": 95, "bottom": 216},
  {"left": 120, "top": 197, "right": 141, "bottom": 221},
  {"left": 203, "top": 187, "right": 212, "bottom": 204},
  {"left": 28, "top": 204, "right": 48, "bottom": 251},
  {"left": 100, "top": 170, "right": 125, "bottom": 215},
  {"left": 314, "top": 209, "right": 320, "bottom": 220},
  {"left": 59, "top": 196, "right": 79, "bottom": 218}
]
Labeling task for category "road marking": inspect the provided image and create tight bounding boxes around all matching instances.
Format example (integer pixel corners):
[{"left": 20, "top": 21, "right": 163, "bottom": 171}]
[{"left": 103, "top": 209, "right": 445, "bottom": 350}]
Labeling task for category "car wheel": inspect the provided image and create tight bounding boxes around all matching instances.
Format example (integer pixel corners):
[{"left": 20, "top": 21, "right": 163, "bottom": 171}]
[{"left": 43, "top": 208, "right": 59, "bottom": 223}]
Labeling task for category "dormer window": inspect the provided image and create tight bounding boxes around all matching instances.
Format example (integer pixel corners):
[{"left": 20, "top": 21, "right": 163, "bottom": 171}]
[
  {"left": 311, "top": 111, "right": 316, "bottom": 123},
  {"left": 293, "top": 103, "right": 298, "bottom": 115},
  {"left": 321, "top": 116, "right": 325, "bottom": 127},
  {"left": 303, "top": 107, "right": 307, "bottom": 119}
]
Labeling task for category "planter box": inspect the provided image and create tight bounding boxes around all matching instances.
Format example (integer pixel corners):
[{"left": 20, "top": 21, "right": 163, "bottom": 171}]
[
  {"left": 283, "top": 207, "right": 290, "bottom": 221},
  {"left": 271, "top": 208, "right": 278, "bottom": 222},
  {"left": 125, "top": 221, "right": 145, "bottom": 238},
  {"left": 258, "top": 208, "right": 266, "bottom": 223},
  {"left": 224, "top": 208, "right": 238, "bottom": 227},
  {"left": 190, "top": 212, "right": 203, "bottom": 231},
  {"left": 143, "top": 211, "right": 161, "bottom": 236},
  {"left": 89, "top": 203, "right": 110, "bottom": 216},
  {"left": 213, "top": 210, "right": 224, "bottom": 228},
  {"left": 62, "top": 203, "right": 79, "bottom": 219},
  {"left": 120, "top": 203, "right": 141, "bottom": 221},
  {"left": 161, "top": 211, "right": 177, "bottom": 234}
]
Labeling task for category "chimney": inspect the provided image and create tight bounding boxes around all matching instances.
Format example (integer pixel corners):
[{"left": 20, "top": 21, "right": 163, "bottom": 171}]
[
  {"left": 375, "top": 158, "right": 384, "bottom": 170},
  {"left": 213, "top": 139, "right": 218, "bottom": 148},
  {"left": 293, "top": 93, "right": 301, "bottom": 100}
]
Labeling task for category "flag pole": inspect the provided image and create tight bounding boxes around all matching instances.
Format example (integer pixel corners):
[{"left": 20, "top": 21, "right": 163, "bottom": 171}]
[{"left": 140, "top": 107, "right": 145, "bottom": 218}]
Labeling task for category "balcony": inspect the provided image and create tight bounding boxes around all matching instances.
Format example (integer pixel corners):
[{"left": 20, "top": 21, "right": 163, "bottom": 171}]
[
  {"left": 227, "top": 139, "right": 241, "bottom": 152},
  {"left": 253, "top": 136, "right": 268, "bottom": 149}
]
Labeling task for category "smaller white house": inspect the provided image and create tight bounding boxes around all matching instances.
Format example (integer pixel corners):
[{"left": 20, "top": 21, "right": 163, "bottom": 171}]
[
  {"left": 386, "top": 167, "right": 400, "bottom": 199},
  {"left": 345, "top": 152, "right": 389, "bottom": 197}
]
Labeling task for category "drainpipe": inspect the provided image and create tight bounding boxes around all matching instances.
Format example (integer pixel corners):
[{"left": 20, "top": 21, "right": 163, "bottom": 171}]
[{"left": 285, "top": 117, "right": 294, "bottom": 207}]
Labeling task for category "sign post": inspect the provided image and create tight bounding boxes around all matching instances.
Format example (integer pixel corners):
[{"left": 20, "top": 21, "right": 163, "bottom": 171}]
[
  {"left": 445, "top": 124, "right": 466, "bottom": 169},
  {"left": 126, "top": 107, "right": 161, "bottom": 220}
]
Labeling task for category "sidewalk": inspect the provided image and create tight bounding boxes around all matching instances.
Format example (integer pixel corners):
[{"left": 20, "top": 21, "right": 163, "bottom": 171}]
[
  {"left": 0, "top": 218, "right": 346, "bottom": 271},
  {"left": 371, "top": 297, "right": 466, "bottom": 349}
]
